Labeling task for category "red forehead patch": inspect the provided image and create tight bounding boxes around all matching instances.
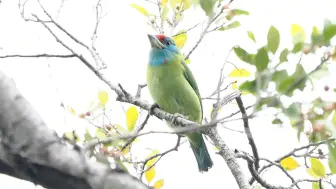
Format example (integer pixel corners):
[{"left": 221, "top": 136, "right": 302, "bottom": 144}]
[{"left": 155, "top": 34, "right": 166, "bottom": 41}]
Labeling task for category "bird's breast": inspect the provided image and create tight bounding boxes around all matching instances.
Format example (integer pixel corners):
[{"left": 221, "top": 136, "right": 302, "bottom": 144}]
[{"left": 146, "top": 63, "right": 202, "bottom": 123}]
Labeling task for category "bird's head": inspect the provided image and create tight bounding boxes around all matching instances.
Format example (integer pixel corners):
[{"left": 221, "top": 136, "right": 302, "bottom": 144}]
[{"left": 147, "top": 34, "right": 180, "bottom": 66}]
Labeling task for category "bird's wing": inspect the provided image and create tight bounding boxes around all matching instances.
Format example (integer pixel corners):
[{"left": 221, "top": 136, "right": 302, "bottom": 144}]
[{"left": 181, "top": 60, "right": 203, "bottom": 120}]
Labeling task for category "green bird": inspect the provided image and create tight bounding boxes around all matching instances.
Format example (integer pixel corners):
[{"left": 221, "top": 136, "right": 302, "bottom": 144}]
[{"left": 146, "top": 34, "right": 213, "bottom": 172}]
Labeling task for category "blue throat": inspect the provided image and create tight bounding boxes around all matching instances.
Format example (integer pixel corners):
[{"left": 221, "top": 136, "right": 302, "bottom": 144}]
[{"left": 149, "top": 46, "right": 179, "bottom": 66}]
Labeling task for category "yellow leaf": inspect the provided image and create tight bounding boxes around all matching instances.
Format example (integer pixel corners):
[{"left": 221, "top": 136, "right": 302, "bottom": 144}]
[
  {"left": 182, "top": 0, "right": 192, "bottom": 10},
  {"left": 68, "top": 106, "right": 76, "bottom": 115},
  {"left": 161, "top": 0, "right": 168, "bottom": 6},
  {"left": 185, "top": 58, "right": 191, "bottom": 64},
  {"left": 98, "top": 90, "right": 109, "bottom": 106},
  {"left": 307, "top": 168, "right": 320, "bottom": 178},
  {"left": 232, "top": 82, "right": 238, "bottom": 90},
  {"left": 291, "top": 24, "right": 306, "bottom": 44},
  {"left": 280, "top": 157, "right": 299, "bottom": 171},
  {"left": 122, "top": 145, "right": 130, "bottom": 155},
  {"left": 145, "top": 166, "right": 156, "bottom": 183},
  {"left": 173, "top": 30, "right": 187, "bottom": 49},
  {"left": 153, "top": 179, "right": 164, "bottom": 189},
  {"left": 126, "top": 106, "right": 139, "bottom": 131},
  {"left": 229, "top": 68, "right": 251, "bottom": 77},
  {"left": 146, "top": 149, "right": 160, "bottom": 167},
  {"left": 310, "top": 157, "right": 326, "bottom": 177},
  {"left": 130, "top": 4, "right": 149, "bottom": 16}
]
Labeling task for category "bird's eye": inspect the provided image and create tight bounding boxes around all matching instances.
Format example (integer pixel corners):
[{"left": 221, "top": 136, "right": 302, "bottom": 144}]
[{"left": 166, "top": 41, "right": 171, "bottom": 45}]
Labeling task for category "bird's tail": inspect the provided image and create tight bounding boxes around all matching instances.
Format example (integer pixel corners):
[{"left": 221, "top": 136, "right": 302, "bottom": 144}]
[{"left": 189, "top": 134, "right": 213, "bottom": 172}]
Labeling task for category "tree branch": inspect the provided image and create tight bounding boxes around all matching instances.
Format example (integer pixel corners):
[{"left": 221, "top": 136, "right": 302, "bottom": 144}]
[
  {"left": 236, "top": 150, "right": 319, "bottom": 189},
  {"left": 236, "top": 97, "right": 260, "bottom": 170},
  {"left": 0, "top": 70, "right": 149, "bottom": 189},
  {"left": 0, "top": 54, "right": 76, "bottom": 58}
]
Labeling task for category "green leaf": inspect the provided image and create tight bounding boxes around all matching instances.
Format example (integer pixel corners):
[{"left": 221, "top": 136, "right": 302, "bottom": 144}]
[
  {"left": 292, "top": 42, "right": 304, "bottom": 53},
  {"left": 272, "top": 118, "right": 283, "bottom": 124},
  {"left": 323, "top": 20, "right": 336, "bottom": 43},
  {"left": 96, "top": 128, "right": 106, "bottom": 139},
  {"left": 332, "top": 111, "right": 336, "bottom": 126},
  {"left": 130, "top": 4, "right": 149, "bottom": 16},
  {"left": 267, "top": 26, "right": 280, "bottom": 53},
  {"left": 328, "top": 141, "right": 336, "bottom": 174},
  {"left": 233, "top": 46, "right": 255, "bottom": 65},
  {"left": 278, "top": 64, "right": 306, "bottom": 95},
  {"left": 307, "top": 167, "right": 320, "bottom": 178},
  {"left": 278, "top": 76, "right": 295, "bottom": 94},
  {"left": 218, "top": 21, "right": 241, "bottom": 31},
  {"left": 239, "top": 80, "right": 256, "bottom": 94},
  {"left": 113, "top": 124, "right": 128, "bottom": 134},
  {"left": 279, "top": 48, "right": 289, "bottom": 63},
  {"left": 247, "top": 31, "right": 256, "bottom": 43},
  {"left": 311, "top": 26, "right": 324, "bottom": 46},
  {"left": 284, "top": 103, "right": 301, "bottom": 119},
  {"left": 256, "top": 96, "right": 281, "bottom": 110},
  {"left": 292, "top": 64, "right": 307, "bottom": 90},
  {"left": 310, "top": 157, "right": 326, "bottom": 177},
  {"left": 63, "top": 131, "right": 81, "bottom": 142},
  {"left": 255, "top": 47, "right": 269, "bottom": 72},
  {"left": 312, "top": 182, "right": 320, "bottom": 189},
  {"left": 84, "top": 128, "right": 93, "bottom": 141},
  {"left": 199, "top": 0, "right": 215, "bottom": 16},
  {"left": 291, "top": 24, "right": 306, "bottom": 44},
  {"left": 173, "top": 30, "right": 187, "bottom": 49},
  {"left": 230, "top": 9, "right": 249, "bottom": 15},
  {"left": 116, "top": 160, "right": 129, "bottom": 173},
  {"left": 310, "top": 64, "right": 329, "bottom": 80},
  {"left": 272, "top": 70, "right": 288, "bottom": 85}
]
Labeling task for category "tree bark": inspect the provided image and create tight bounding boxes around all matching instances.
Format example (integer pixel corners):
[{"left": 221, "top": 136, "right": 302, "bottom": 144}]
[{"left": 0, "top": 70, "right": 149, "bottom": 189}]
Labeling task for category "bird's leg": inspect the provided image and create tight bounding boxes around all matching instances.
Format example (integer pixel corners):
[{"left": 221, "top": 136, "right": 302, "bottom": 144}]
[{"left": 149, "top": 103, "right": 160, "bottom": 116}]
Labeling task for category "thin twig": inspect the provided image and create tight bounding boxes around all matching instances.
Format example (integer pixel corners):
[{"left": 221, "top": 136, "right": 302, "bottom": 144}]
[
  {"left": 138, "top": 136, "right": 182, "bottom": 179},
  {"left": 236, "top": 97, "right": 260, "bottom": 170},
  {"left": 120, "top": 113, "right": 150, "bottom": 151}
]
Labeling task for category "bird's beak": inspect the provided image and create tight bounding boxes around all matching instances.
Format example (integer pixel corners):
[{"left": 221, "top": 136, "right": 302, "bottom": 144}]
[{"left": 147, "top": 34, "right": 164, "bottom": 49}]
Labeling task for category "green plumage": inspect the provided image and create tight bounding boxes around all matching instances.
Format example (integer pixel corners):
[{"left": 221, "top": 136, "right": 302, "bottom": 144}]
[{"left": 147, "top": 51, "right": 213, "bottom": 172}]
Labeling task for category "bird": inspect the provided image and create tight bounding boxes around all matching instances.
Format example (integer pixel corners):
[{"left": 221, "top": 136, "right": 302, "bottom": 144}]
[{"left": 146, "top": 34, "right": 213, "bottom": 172}]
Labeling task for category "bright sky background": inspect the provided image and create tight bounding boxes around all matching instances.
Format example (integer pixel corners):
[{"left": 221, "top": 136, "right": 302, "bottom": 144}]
[{"left": 0, "top": 0, "right": 336, "bottom": 188}]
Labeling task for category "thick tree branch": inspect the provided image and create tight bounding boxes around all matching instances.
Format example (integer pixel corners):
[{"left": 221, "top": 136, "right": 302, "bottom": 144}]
[
  {"left": 0, "top": 54, "right": 76, "bottom": 58},
  {"left": 0, "top": 71, "right": 149, "bottom": 189},
  {"left": 14, "top": 4, "right": 251, "bottom": 188}
]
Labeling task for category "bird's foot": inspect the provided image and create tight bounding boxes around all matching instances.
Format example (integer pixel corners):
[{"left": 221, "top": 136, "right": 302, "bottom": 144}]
[
  {"left": 172, "top": 113, "right": 187, "bottom": 126},
  {"left": 149, "top": 103, "right": 160, "bottom": 116}
]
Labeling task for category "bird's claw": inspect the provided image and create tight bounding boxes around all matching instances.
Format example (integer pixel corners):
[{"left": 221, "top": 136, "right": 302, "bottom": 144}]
[
  {"left": 149, "top": 103, "right": 160, "bottom": 116},
  {"left": 172, "top": 113, "right": 186, "bottom": 126}
]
